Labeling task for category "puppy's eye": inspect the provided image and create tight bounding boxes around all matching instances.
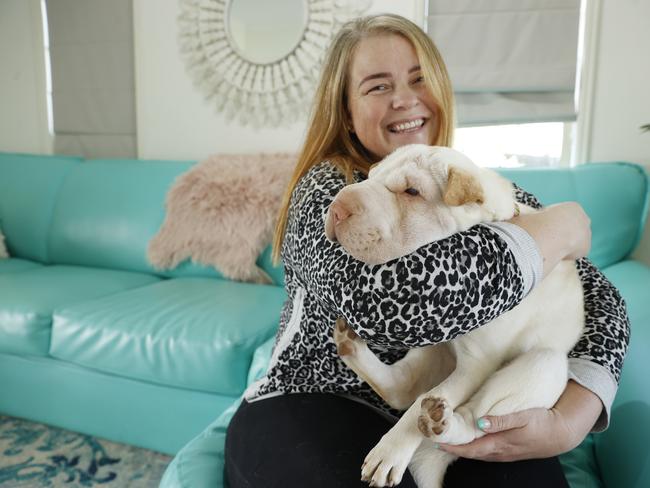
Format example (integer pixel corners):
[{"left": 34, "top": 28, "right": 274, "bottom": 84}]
[{"left": 404, "top": 188, "right": 419, "bottom": 196}]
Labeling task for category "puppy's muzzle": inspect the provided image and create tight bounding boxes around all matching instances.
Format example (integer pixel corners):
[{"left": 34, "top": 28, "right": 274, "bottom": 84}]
[{"left": 324, "top": 200, "right": 352, "bottom": 242}]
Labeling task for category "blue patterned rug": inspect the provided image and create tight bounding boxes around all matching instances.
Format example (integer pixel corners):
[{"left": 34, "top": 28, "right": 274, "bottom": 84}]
[{"left": 0, "top": 415, "right": 171, "bottom": 487}]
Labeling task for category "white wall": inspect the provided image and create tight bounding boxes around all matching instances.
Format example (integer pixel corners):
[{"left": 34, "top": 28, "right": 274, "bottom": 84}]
[
  {"left": 587, "top": 0, "right": 650, "bottom": 264},
  {"left": 132, "top": 0, "right": 420, "bottom": 160},
  {"left": 0, "top": 0, "right": 51, "bottom": 154}
]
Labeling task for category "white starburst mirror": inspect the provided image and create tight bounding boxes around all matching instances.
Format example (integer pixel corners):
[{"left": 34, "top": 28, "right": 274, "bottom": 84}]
[{"left": 177, "top": 0, "right": 371, "bottom": 127}]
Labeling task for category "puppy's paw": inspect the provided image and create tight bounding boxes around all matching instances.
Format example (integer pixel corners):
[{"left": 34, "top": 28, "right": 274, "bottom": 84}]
[
  {"left": 361, "top": 436, "right": 412, "bottom": 487},
  {"left": 418, "top": 397, "right": 452, "bottom": 438},
  {"left": 333, "top": 317, "right": 363, "bottom": 357}
]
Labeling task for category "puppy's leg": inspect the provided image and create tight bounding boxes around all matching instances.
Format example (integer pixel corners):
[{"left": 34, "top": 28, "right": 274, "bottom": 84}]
[
  {"left": 416, "top": 356, "right": 500, "bottom": 441},
  {"left": 409, "top": 441, "right": 457, "bottom": 488},
  {"left": 361, "top": 393, "right": 435, "bottom": 487},
  {"left": 433, "top": 348, "right": 568, "bottom": 445},
  {"left": 333, "top": 318, "right": 453, "bottom": 410}
]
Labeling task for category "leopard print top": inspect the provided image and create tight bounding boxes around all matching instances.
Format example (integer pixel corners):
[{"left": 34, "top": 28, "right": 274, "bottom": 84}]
[{"left": 245, "top": 162, "right": 630, "bottom": 416}]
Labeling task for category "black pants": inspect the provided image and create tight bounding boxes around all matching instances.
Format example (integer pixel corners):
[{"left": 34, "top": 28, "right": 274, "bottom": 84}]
[{"left": 225, "top": 393, "right": 569, "bottom": 488}]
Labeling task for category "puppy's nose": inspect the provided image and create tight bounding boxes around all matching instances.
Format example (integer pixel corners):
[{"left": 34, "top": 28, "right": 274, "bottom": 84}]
[{"left": 330, "top": 200, "right": 351, "bottom": 224}]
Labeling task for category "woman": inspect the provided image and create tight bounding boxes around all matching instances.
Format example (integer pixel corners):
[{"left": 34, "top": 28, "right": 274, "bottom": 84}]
[{"left": 225, "top": 14, "right": 629, "bottom": 487}]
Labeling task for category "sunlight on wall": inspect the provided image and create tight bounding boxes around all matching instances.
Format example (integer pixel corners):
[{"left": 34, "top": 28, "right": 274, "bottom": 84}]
[{"left": 454, "top": 122, "right": 565, "bottom": 168}]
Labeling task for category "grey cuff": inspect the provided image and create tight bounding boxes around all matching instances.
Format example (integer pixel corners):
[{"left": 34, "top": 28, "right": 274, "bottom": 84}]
[
  {"left": 483, "top": 222, "right": 543, "bottom": 296},
  {"left": 568, "top": 358, "right": 618, "bottom": 432}
]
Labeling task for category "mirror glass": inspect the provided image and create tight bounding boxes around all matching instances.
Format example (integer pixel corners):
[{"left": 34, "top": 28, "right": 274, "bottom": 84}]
[{"left": 228, "top": 0, "right": 307, "bottom": 64}]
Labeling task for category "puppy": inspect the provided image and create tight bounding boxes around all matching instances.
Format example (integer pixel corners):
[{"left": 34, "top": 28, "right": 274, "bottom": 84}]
[{"left": 325, "top": 145, "right": 584, "bottom": 488}]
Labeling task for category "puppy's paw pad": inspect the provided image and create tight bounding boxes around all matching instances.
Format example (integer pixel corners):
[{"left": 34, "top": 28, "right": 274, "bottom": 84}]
[{"left": 418, "top": 396, "right": 452, "bottom": 437}]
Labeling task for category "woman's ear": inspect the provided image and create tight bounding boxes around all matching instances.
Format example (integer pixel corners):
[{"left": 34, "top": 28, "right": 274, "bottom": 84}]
[{"left": 443, "top": 167, "right": 484, "bottom": 206}]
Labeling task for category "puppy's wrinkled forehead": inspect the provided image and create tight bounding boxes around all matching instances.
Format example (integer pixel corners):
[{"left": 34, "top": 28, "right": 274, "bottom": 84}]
[{"left": 369, "top": 144, "right": 449, "bottom": 188}]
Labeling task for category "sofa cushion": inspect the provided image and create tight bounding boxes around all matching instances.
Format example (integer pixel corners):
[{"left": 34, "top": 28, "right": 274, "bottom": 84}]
[
  {"left": 47, "top": 159, "right": 227, "bottom": 279},
  {"left": 0, "top": 152, "right": 81, "bottom": 262},
  {"left": 0, "top": 265, "right": 160, "bottom": 356},
  {"left": 49, "top": 278, "right": 286, "bottom": 396},
  {"left": 595, "top": 259, "right": 650, "bottom": 488},
  {"left": 0, "top": 258, "right": 43, "bottom": 274},
  {"left": 500, "top": 162, "right": 649, "bottom": 269}
]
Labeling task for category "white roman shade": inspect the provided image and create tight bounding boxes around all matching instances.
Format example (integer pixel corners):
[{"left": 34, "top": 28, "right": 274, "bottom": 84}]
[
  {"left": 426, "top": 0, "right": 581, "bottom": 126},
  {"left": 46, "top": 0, "right": 136, "bottom": 158}
]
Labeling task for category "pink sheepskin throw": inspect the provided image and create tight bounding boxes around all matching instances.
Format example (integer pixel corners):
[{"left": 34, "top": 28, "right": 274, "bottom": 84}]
[{"left": 147, "top": 153, "right": 295, "bottom": 284}]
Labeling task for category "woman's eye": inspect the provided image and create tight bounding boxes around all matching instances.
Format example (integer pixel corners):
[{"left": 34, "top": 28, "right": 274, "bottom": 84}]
[
  {"left": 405, "top": 188, "right": 419, "bottom": 196},
  {"left": 412, "top": 75, "right": 425, "bottom": 85},
  {"left": 368, "top": 84, "right": 389, "bottom": 93}
]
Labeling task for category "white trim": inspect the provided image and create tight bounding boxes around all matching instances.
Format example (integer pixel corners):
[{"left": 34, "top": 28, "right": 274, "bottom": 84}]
[
  {"left": 132, "top": 0, "right": 144, "bottom": 159},
  {"left": 267, "top": 287, "right": 305, "bottom": 370},
  {"left": 560, "top": 122, "right": 574, "bottom": 167},
  {"left": 421, "top": 0, "right": 429, "bottom": 33},
  {"left": 32, "top": 0, "right": 52, "bottom": 154},
  {"left": 573, "top": 0, "right": 602, "bottom": 165}
]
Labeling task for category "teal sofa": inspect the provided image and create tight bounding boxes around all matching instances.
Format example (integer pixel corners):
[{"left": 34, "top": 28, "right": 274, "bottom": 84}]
[
  {"left": 0, "top": 152, "right": 648, "bottom": 488},
  {"left": 0, "top": 152, "right": 287, "bottom": 455}
]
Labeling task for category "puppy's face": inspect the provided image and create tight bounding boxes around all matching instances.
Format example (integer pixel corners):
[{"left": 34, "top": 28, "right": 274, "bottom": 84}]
[{"left": 324, "top": 144, "right": 494, "bottom": 265}]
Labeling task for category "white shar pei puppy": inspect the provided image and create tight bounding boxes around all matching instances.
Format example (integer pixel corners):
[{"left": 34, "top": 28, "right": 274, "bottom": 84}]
[{"left": 324, "top": 145, "right": 584, "bottom": 488}]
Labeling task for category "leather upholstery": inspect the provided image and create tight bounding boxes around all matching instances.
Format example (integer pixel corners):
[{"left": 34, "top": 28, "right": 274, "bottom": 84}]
[
  {"left": 500, "top": 163, "right": 649, "bottom": 269},
  {"left": 0, "top": 153, "right": 80, "bottom": 262},
  {"left": 50, "top": 278, "right": 286, "bottom": 395},
  {"left": 0, "top": 265, "right": 159, "bottom": 356},
  {"left": 0, "top": 258, "right": 43, "bottom": 274}
]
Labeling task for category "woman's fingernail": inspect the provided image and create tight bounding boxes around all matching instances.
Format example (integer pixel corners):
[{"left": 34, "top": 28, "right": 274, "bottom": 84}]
[
  {"left": 433, "top": 443, "right": 440, "bottom": 449},
  {"left": 477, "top": 417, "right": 491, "bottom": 431}
]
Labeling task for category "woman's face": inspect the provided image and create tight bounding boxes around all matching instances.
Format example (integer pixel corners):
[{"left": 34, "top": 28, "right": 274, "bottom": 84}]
[{"left": 346, "top": 34, "right": 440, "bottom": 161}]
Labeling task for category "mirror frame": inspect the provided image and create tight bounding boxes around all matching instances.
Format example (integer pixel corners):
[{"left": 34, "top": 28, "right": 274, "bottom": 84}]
[{"left": 178, "top": 0, "right": 371, "bottom": 128}]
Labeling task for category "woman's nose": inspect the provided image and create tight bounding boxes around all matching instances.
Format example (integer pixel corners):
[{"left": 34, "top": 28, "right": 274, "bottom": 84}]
[{"left": 391, "top": 85, "right": 419, "bottom": 110}]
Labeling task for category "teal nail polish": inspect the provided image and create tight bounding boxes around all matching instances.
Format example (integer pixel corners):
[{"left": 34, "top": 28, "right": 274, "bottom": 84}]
[
  {"left": 477, "top": 417, "right": 491, "bottom": 431},
  {"left": 433, "top": 443, "right": 440, "bottom": 449}
]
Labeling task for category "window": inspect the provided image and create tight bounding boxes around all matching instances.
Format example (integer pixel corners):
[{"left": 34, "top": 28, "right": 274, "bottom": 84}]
[{"left": 453, "top": 122, "right": 571, "bottom": 168}]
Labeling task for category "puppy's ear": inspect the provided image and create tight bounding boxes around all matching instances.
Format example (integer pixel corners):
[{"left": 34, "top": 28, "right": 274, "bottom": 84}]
[{"left": 443, "top": 167, "right": 485, "bottom": 206}]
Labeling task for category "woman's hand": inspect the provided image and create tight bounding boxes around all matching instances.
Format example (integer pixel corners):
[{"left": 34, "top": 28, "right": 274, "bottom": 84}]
[
  {"left": 510, "top": 202, "right": 592, "bottom": 278},
  {"left": 437, "top": 380, "right": 603, "bottom": 462}
]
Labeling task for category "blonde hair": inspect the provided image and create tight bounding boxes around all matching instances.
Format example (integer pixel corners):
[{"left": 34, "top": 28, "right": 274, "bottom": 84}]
[{"left": 272, "top": 13, "right": 455, "bottom": 264}]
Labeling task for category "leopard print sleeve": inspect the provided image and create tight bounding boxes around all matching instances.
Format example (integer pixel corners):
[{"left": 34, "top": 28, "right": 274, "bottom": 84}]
[
  {"left": 284, "top": 162, "right": 529, "bottom": 349},
  {"left": 514, "top": 185, "right": 631, "bottom": 385}
]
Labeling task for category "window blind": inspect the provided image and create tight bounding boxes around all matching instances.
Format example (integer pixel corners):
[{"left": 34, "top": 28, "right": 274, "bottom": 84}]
[
  {"left": 426, "top": 0, "right": 581, "bottom": 126},
  {"left": 46, "top": 0, "right": 136, "bottom": 158}
]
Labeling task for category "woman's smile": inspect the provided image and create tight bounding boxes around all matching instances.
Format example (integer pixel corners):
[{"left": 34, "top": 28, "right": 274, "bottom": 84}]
[{"left": 387, "top": 117, "right": 428, "bottom": 134}]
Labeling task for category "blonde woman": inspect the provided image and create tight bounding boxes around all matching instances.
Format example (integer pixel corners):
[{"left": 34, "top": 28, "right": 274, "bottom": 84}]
[{"left": 225, "top": 14, "right": 629, "bottom": 487}]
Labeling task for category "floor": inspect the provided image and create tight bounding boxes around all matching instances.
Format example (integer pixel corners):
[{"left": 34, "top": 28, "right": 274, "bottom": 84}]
[{"left": 0, "top": 415, "right": 171, "bottom": 487}]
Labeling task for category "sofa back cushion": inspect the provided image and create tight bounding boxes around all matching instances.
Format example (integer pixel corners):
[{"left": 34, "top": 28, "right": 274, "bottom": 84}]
[
  {"left": 48, "top": 159, "right": 222, "bottom": 277},
  {"left": 499, "top": 162, "right": 649, "bottom": 269},
  {"left": 0, "top": 152, "right": 81, "bottom": 262}
]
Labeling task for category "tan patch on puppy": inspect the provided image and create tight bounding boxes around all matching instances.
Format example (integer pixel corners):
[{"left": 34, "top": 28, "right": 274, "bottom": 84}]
[{"left": 443, "top": 167, "right": 485, "bottom": 207}]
